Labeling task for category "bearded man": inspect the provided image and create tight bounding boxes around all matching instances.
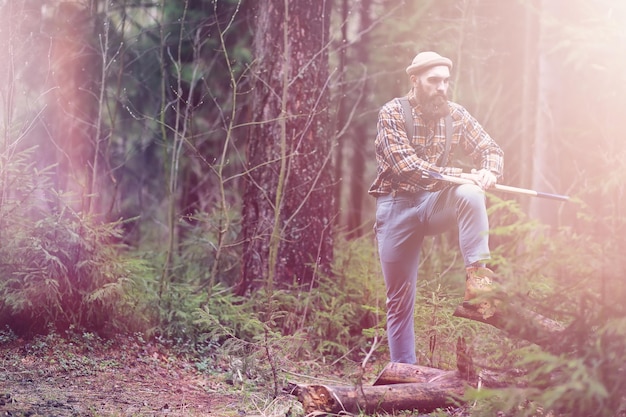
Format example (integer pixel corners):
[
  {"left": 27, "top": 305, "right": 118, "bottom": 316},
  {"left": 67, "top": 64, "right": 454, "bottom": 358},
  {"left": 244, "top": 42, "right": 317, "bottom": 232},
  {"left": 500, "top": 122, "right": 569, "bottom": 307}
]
[{"left": 368, "top": 51, "right": 504, "bottom": 364}]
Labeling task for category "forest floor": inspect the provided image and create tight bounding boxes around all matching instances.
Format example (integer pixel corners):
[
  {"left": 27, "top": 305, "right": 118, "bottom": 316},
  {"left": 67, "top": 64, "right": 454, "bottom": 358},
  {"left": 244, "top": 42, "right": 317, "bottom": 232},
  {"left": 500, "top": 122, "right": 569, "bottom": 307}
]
[
  {"left": 0, "top": 331, "right": 311, "bottom": 417},
  {"left": 0, "top": 330, "right": 472, "bottom": 417}
]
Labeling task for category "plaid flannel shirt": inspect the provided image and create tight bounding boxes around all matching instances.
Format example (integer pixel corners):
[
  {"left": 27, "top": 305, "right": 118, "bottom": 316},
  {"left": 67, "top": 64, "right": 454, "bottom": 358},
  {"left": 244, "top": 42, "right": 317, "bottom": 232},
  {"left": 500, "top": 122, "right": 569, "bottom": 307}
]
[{"left": 368, "top": 91, "right": 504, "bottom": 197}]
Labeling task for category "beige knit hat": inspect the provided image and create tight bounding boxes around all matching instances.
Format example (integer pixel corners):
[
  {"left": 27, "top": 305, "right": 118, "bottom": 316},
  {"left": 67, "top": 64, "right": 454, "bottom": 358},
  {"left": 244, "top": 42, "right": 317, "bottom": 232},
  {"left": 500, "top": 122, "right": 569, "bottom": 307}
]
[{"left": 405, "top": 51, "right": 452, "bottom": 75}]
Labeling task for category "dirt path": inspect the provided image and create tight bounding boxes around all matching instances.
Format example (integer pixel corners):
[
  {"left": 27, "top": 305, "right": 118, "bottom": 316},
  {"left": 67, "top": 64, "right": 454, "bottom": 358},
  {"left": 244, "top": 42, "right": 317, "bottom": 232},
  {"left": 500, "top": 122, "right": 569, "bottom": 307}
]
[{"left": 0, "top": 335, "right": 266, "bottom": 416}]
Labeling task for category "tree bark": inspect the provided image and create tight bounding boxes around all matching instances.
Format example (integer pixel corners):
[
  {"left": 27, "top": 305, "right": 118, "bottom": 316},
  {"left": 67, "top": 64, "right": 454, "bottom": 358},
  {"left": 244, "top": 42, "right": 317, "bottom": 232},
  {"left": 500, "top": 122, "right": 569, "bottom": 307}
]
[{"left": 240, "top": 0, "right": 335, "bottom": 293}]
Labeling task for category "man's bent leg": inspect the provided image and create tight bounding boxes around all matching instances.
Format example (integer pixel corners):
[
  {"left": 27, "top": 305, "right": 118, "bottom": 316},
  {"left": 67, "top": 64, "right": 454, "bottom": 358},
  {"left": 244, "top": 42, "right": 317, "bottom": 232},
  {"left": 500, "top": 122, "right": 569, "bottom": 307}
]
[
  {"left": 423, "top": 184, "right": 499, "bottom": 317},
  {"left": 454, "top": 184, "right": 491, "bottom": 265},
  {"left": 424, "top": 184, "right": 490, "bottom": 266}
]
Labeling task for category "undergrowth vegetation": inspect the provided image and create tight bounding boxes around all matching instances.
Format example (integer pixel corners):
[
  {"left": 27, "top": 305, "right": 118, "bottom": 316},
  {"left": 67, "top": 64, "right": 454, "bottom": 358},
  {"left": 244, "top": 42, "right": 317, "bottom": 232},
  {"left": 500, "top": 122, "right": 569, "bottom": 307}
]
[
  {"left": 0, "top": 146, "right": 151, "bottom": 335},
  {"left": 1, "top": 148, "right": 625, "bottom": 416}
]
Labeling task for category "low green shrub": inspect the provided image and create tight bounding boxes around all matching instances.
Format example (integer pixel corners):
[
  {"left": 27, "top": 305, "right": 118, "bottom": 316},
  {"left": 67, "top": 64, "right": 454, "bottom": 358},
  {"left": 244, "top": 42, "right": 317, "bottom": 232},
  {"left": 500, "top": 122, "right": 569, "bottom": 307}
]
[
  {"left": 0, "top": 145, "right": 153, "bottom": 335},
  {"left": 0, "top": 210, "right": 153, "bottom": 335}
]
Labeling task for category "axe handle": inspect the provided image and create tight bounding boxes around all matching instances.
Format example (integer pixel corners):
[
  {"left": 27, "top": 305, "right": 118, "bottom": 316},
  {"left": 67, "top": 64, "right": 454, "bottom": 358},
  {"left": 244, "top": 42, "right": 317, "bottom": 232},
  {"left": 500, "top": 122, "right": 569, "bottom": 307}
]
[{"left": 426, "top": 171, "right": 570, "bottom": 202}]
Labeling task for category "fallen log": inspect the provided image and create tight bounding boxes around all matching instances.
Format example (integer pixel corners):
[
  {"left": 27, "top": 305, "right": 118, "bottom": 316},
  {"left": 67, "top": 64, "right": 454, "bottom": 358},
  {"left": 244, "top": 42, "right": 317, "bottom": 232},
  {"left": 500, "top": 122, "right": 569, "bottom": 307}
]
[
  {"left": 291, "top": 360, "right": 528, "bottom": 414},
  {"left": 292, "top": 337, "right": 474, "bottom": 414},
  {"left": 373, "top": 337, "right": 475, "bottom": 386},
  {"left": 293, "top": 381, "right": 465, "bottom": 415},
  {"left": 373, "top": 362, "right": 452, "bottom": 385},
  {"left": 291, "top": 302, "right": 565, "bottom": 414},
  {"left": 453, "top": 301, "right": 564, "bottom": 349},
  {"left": 373, "top": 361, "right": 523, "bottom": 390}
]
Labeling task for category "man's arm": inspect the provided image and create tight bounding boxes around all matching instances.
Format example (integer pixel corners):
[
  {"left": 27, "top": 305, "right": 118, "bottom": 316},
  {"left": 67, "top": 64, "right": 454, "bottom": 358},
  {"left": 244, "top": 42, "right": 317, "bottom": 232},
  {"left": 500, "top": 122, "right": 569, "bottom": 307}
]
[{"left": 455, "top": 105, "right": 504, "bottom": 185}]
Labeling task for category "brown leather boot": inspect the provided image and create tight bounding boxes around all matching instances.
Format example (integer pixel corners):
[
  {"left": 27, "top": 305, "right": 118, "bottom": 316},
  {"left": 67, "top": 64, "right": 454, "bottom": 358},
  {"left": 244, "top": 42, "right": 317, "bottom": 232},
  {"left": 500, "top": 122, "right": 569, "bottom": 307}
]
[{"left": 464, "top": 266, "right": 498, "bottom": 319}]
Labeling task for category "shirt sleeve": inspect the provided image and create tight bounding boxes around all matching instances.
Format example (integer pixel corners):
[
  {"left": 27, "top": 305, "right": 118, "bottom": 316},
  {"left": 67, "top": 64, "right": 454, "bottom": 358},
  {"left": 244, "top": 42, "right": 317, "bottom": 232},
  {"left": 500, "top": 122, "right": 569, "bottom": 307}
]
[{"left": 456, "top": 106, "right": 504, "bottom": 178}]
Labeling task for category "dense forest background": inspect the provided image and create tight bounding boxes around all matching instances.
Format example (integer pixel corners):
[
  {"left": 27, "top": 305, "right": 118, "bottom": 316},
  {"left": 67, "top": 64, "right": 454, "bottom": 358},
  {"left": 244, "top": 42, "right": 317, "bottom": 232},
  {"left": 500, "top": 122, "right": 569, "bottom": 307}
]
[{"left": 0, "top": 0, "right": 625, "bottom": 415}]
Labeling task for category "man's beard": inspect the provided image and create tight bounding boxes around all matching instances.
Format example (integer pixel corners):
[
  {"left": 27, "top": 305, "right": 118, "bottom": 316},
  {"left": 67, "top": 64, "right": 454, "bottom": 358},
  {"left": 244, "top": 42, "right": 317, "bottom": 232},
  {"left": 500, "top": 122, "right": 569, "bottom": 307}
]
[{"left": 417, "top": 85, "right": 450, "bottom": 121}]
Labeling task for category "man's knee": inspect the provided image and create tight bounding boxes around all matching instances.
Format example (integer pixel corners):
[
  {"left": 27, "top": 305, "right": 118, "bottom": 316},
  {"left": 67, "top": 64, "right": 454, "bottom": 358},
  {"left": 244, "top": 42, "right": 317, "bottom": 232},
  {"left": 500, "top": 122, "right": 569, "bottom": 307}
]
[{"left": 456, "top": 183, "right": 486, "bottom": 206}]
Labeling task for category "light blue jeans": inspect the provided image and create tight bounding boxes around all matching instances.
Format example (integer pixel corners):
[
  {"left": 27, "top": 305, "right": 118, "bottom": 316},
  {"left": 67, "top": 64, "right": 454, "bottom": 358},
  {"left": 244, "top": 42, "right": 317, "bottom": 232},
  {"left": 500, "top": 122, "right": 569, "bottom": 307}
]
[{"left": 375, "top": 184, "right": 490, "bottom": 364}]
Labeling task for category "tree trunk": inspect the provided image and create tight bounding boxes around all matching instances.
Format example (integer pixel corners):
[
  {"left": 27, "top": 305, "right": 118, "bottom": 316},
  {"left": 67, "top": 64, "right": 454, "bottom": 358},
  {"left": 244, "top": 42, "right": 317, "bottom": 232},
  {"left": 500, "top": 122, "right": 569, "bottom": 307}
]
[
  {"left": 529, "top": 0, "right": 563, "bottom": 225},
  {"left": 43, "top": 2, "right": 99, "bottom": 214},
  {"left": 332, "top": 0, "right": 348, "bottom": 232},
  {"left": 346, "top": 0, "right": 372, "bottom": 239},
  {"left": 518, "top": 0, "right": 540, "bottom": 214},
  {"left": 240, "top": 0, "right": 335, "bottom": 293}
]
